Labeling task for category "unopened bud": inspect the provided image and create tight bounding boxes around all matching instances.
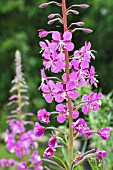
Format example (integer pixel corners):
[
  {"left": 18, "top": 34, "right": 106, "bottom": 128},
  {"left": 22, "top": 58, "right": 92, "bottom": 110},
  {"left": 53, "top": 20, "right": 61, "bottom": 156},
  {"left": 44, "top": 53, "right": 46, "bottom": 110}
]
[
  {"left": 82, "top": 28, "right": 93, "bottom": 33},
  {"left": 75, "top": 22, "right": 84, "bottom": 26},
  {"left": 39, "top": 3, "right": 48, "bottom": 8},
  {"left": 38, "top": 29, "right": 49, "bottom": 38},
  {"left": 48, "top": 14, "right": 56, "bottom": 19},
  {"left": 79, "top": 4, "right": 89, "bottom": 8},
  {"left": 68, "top": 10, "right": 79, "bottom": 15},
  {"left": 48, "top": 18, "right": 58, "bottom": 25}
]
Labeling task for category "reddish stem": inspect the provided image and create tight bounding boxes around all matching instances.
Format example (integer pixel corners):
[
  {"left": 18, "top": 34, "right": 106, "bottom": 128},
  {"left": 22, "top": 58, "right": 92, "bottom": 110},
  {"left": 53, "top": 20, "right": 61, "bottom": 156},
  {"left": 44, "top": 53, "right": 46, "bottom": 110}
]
[{"left": 62, "top": 0, "right": 73, "bottom": 169}]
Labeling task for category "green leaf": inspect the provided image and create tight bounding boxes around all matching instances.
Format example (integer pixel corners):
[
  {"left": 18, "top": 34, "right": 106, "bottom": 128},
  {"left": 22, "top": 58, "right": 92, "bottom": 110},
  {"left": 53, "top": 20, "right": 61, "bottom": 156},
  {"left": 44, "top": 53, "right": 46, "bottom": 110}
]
[
  {"left": 62, "top": 148, "right": 69, "bottom": 167},
  {"left": 88, "top": 158, "right": 98, "bottom": 170}
]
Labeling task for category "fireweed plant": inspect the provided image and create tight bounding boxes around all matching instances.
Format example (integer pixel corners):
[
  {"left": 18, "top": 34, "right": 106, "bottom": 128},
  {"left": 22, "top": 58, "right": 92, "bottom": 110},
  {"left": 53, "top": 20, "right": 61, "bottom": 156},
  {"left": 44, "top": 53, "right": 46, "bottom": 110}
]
[
  {"left": 0, "top": 51, "right": 43, "bottom": 170},
  {"left": 34, "top": 1, "right": 111, "bottom": 170}
]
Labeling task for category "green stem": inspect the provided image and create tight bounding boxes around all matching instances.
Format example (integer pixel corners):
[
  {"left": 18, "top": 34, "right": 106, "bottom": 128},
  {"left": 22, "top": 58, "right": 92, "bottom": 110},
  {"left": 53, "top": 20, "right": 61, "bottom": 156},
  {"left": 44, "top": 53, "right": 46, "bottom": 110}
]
[
  {"left": 17, "top": 80, "right": 25, "bottom": 164},
  {"left": 62, "top": 0, "right": 73, "bottom": 169}
]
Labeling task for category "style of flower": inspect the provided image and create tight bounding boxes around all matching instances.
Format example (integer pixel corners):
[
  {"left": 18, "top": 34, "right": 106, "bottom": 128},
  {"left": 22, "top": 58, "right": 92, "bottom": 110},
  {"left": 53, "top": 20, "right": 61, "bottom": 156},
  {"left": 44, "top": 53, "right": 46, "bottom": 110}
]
[
  {"left": 95, "top": 148, "right": 107, "bottom": 160},
  {"left": 50, "top": 31, "right": 74, "bottom": 52},
  {"left": 43, "top": 147, "right": 55, "bottom": 158},
  {"left": 37, "top": 109, "right": 50, "bottom": 124},
  {"left": 82, "top": 92, "right": 102, "bottom": 114},
  {"left": 34, "top": 122, "right": 46, "bottom": 137},
  {"left": 97, "top": 128, "right": 110, "bottom": 140}
]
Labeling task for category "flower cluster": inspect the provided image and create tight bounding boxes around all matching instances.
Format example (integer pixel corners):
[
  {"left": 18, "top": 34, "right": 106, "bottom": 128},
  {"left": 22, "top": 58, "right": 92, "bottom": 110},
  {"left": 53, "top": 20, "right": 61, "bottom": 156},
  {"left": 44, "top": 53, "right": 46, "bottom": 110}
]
[
  {"left": 44, "top": 134, "right": 58, "bottom": 158},
  {"left": 0, "top": 51, "right": 43, "bottom": 170},
  {"left": 35, "top": 0, "right": 111, "bottom": 169}
]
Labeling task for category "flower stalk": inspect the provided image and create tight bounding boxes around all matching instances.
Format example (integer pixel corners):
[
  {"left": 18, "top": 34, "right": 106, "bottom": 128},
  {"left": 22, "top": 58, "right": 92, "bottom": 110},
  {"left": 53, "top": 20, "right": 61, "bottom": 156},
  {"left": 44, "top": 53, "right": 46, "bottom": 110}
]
[{"left": 62, "top": 0, "right": 73, "bottom": 168}]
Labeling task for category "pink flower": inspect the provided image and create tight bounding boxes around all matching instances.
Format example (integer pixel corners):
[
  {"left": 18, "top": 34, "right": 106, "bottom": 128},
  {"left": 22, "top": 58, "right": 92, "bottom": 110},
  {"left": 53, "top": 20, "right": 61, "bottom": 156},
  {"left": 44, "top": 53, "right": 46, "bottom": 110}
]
[
  {"left": 54, "top": 81, "right": 78, "bottom": 103},
  {"left": 30, "top": 151, "right": 42, "bottom": 167},
  {"left": 72, "top": 118, "right": 87, "bottom": 134},
  {"left": 34, "top": 122, "right": 46, "bottom": 137},
  {"left": 56, "top": 104, "right": 67, "bottom": 123},
  {"left": 87, "top": 66, "right": 98, "bottom": 87},
  {"left": 5, "top": 130, "right": 15, "bottom": 153},
  {"left": 97, "top": 128, "right": 110, "bottom": 140},
  {"left": 56, "top": 103, "right": 79, "bottom": 123},
  {"left": 17, "top": 162, "right": 28, "bottom": 170},
  {"left": 71, "top": 59, "right": 89, "bottom": 86},
  {"left": 37, "top": 109, "right": 50, "bottom": 124},
  {"left": 74, "top": 42, "right": 95, "bottom": 61},
  {"left": 38, "top": 29, "right": 49, "bottom": 38},
  {"left": 48, "top": 135, "right": 58, "bottom": 147},
  {"left": 43, "top": 147, "right": 54, "bottom": 158},
  {"left": 8, "top": 158, "right": 15, "bottom": 166},
  {"left": 9, "top": 120, "right": 25, "bottom": 135},
  {"left": 82, "top": 92, "right": 102, "bottom": 114},
  {"left": 43, "top": 51, "right": 65, "bottom": 73},
  {"left": 0, "top": 159, "right": 8, "bottom": 167},
  {"left": 50, "top": 31, "right": 74, "bottom": 51},
  {"left": 95, "top": 148, "right": 107, "bottom": 160},
  {"left": 40, "top": 80, "right": 55, "bottom": 103},
  {"left": 72, "top": 118, "right": 92, "bottom": 138}
]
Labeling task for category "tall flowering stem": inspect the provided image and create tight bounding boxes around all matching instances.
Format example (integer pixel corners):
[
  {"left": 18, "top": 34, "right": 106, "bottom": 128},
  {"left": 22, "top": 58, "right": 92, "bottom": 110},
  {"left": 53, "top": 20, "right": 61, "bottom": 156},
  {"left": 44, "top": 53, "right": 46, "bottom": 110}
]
[
  {"left": 62, "top": 0, "right": 73, "bottom": 167},
  {"left": 16, "top": 52, "right": 24, "bottom": 162},
  {"left": 35, "top": 0, "right": 111, "bottom": 169},
  {"left": 0, "top": 51, "right": 43, "bottom": 170}
]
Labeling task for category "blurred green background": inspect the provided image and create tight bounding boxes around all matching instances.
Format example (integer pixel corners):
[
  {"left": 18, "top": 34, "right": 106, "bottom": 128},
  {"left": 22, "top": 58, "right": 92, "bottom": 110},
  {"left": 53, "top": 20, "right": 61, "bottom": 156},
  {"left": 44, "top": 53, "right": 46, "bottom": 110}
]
[{"left": 0, "top": 0, "right": 113, "bottom": 169}]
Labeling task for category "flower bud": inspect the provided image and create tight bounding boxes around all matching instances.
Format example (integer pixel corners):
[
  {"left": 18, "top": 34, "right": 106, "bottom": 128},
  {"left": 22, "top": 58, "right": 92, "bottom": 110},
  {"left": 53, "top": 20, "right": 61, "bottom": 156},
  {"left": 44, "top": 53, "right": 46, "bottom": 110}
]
[
  {"left": 34, "top": 122, "right": 46, "bottom": 137},
  {"left": 79, "top": 4, "right": 89, "bottom": 8},
  {"left": 43, "top": 147, "right": 54, "bottom": 158},
  {"left": 39, "top": 3, "right": 48, "bottom": 8},
  {"left": 48, "top": 14, "right": 56, "bottom": 19},
  {"left": 68, "top": 10, "right": 79, "bottom": 15},
  {"left": 82, "top": 28, "right": 93, "bottom": 33},
  {"left": 48, "top": 19, "right": 58, "bottom": 25},
  {"left": 38, "top": 29, "right": 49, "bottom": 38},
  {"left": 75, "top": 22, "right": 84, "bottom": 26}
]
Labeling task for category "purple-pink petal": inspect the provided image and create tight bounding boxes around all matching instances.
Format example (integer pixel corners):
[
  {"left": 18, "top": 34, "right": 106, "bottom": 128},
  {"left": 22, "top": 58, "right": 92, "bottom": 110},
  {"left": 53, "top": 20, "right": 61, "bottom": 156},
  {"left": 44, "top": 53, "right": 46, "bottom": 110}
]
[
  {"left": 34, "top": 122, "right": 46, "bottom": 137},
  {"left": 63, "top": 31, "right": 72, "bottom": 41},
  {"left": 43, "top": 147, "right": 54, "bottom": 158},
  {"left": 57, "top": 115, "right": 66, "bottom": 123},
  {"left": 52, "top": 31, "right": 61, "bottom": 41},
  {"left": 72, "top": 110, "right": 79, "bottom": 119},
  {"left": 65, "top": 42, "right": 74, "bottom": 51}
]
